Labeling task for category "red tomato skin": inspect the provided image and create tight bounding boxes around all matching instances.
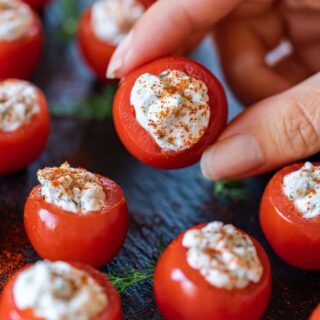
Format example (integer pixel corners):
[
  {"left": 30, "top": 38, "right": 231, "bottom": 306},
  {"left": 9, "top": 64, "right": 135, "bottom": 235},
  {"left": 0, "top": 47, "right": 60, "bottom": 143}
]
[
  {"left": 113, "top": 57, "right": 228, "bottom": 169},
  {"left": 260, "top": 163, "right": 320, "bottom": 270},
  {"left": 310, "top": 305, "right": 320, "bottom": 320},
  {"left": 77, "top": 8, "right": 115, "bottom": 82},
  {"left": 0, "top": 11, "right": 43, "bottom": 80},
  {"left": 0, "top": 80, "right": 50, "bottom": 175},
  {"left": 154, "top": 224, "right": 271, "bottom": 320},
  {"left": 22, "top": 0, "right": 49, "bottom": 11},
  {"left": 24, "top": 175, "right": 128, "bottom": 268},
  {"left": 0, "top": 262, "right": 122, "bottom": 320},
  {"left": 77, "top": 0, "right": 155, "bottom": 82}
]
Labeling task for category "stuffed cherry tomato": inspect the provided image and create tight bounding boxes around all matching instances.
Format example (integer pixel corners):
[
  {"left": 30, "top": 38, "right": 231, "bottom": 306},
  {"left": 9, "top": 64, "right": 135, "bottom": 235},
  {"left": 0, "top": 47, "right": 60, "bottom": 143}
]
[
  {"left": 154, "top": 221, "right": 271, "bottom": 320},
  {"left": 113, "top": 57, "right": 227, "bottom": 169},
  {"left": 22, "top": 0, "right": 49, "bottom": 11},
  {"left": 0, "top": 260, "right": 122, "bottom": 320},
  {"left": 260, "top": 162, "right": 320, "bottom": 270},
  {"left": 24, "top": 162, "right": 128, "bottom": 267},
  {"left": 0, "top": 0, "right": 43, "bottom": 79},
  {"left": 0, "top": 79, "right": 50, "bottom": 175},
  {"left": 310, "top": 305, "right": 320, "bottom": 320},
  {"left": 78, "top": 0, "right": 154, "bottom": 81}
]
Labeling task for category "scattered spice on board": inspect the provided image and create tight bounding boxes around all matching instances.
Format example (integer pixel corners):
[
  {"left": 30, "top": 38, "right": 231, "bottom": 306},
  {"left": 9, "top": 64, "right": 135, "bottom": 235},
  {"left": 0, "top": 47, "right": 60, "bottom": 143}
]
[{"left": 0, "top": 210, "right": 30, "bottom": 290}]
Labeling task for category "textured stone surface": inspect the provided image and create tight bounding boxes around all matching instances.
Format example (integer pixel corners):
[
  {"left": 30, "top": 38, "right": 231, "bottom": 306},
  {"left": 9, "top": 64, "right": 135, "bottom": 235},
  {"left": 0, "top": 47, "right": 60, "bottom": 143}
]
[
  {"left": 0, "top": 118, "right": 319, "bottom": 319},
  {"left": 0, "top": 2, "right": 319, "bottom": 319}
]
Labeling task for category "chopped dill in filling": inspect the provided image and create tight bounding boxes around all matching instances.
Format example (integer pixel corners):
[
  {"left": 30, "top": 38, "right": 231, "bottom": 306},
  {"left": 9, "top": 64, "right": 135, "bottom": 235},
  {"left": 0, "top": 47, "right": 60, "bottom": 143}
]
[
  {"left": 37, "top": 162, "right": 106, "bottom": 214},
  {"left": 13, "top": 261, "right": 108, "bottom": 320},
  {"left": 182, "top": 222, "right": 263, "bottom": 290},
  {"left": 130, "top": 70, "right": 210, "bottom": 151},
  {"left": 283, "top": 162, "right": 320, "bottom": 219},
  {"left": 0, "top": 0, "right": 33, "bottom": 41},
  {"left": 0, "top": 80, "right": 39, "bottom": 132}
]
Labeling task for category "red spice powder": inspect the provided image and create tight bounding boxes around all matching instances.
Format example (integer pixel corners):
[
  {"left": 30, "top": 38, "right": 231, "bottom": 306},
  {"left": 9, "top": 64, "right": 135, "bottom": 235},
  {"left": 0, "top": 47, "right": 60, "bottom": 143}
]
[{"left": 0, "top": 210, "right": 32, "bottom": 290}]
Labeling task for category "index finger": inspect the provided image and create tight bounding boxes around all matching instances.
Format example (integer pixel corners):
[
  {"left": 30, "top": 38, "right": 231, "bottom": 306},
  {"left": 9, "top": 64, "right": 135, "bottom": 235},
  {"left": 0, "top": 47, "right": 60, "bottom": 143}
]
[{"left": 106, "top": 0, "right": 241, "bottom": 79}]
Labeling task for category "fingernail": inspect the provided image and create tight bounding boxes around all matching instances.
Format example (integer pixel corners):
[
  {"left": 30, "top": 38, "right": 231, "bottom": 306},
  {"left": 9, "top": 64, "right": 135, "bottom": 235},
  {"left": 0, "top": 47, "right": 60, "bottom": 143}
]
[
  {"left": 106, "top": 58, "right": 122, "bottom": 79},
  {"left": 200, "top": 134, "right": 265, "bottom": 180},
  {"left": 106, "top": 30, "right": 133, "bottom": 79}
]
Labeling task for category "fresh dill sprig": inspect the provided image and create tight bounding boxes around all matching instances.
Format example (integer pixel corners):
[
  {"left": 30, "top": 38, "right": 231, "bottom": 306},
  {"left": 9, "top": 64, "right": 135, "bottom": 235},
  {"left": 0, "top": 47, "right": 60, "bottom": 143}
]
[
  {"left": 107, "top": 268, "right": 153, "bottom": 294},
  {"left": 51, "top": 85, "right": 117, "bottom": 120},
  {"left": 213, "top": 179, "right": 247, "bottom": 200},
  {"left": 106, "top": 238, "right": 168, "bottom": 294},
  {"left": 57, "top": 0, "right": 83, "bottom": 42}
]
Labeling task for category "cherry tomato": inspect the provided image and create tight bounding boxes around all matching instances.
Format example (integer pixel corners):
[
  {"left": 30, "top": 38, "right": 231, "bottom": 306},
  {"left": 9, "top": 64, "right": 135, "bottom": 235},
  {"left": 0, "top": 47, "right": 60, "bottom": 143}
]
[
  {"left": 260, "top": 163, "right": 320, "bottom": 270},
  {"left": 154, "top": 224, "right": 271, "bottom": 320},
  {"left": 310, "top": 305, "right": 320, "bottom": 320},
  {"left": 0, "top": 80, "right": 50, "bottom": 175},
  {"left": 24, "top": 175, "right": 128, "bottom": 268},
  {"left": 77, "top": 0, "right": 154, "bottom": 81},
  {"left": 0, "top": 262, "right": 122, "bottom": 320},
  {"left": 113, "top": 57, "right": 228, "bottom": 169},
  {"left": 22, "top": 0, "right": 49, "bottom": 10},
  {"left": 0, "top": 6, "right": 43, "bottom": 79}
]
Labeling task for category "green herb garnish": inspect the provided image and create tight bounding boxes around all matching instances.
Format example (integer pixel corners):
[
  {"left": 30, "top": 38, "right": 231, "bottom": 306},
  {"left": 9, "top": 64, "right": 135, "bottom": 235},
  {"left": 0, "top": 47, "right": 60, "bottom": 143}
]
[
  {"left": 106, "top": 238, "right": 168, "bottom": 294},
  {"left": 57, "top": 0, "right": 83, "bottom": 42},
  {"left": 107, "top": 268, "right": 153, "bottom": 294},
  {"left": 51, "top": 85, "right": 117, "bottom": 120},
  {"left": 213, "top": 179, "right": 247, "bottom": 200}
]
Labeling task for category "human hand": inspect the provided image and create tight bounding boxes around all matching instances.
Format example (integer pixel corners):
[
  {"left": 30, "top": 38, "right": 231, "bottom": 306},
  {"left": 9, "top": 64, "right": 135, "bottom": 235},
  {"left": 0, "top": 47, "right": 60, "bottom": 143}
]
[{"left": 106, "top": 0, "right": 320, "bottom": 180}]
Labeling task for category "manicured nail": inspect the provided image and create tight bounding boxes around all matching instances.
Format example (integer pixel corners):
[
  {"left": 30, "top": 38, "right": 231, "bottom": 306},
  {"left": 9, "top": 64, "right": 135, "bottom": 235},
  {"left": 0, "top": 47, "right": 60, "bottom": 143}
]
[
  {"left": 106, "top": 58, "right": 122, "bottom": 79},
  {"left": 200, "top": 133, "right": 265, "bottom": 180},
  {"left": 106, "top": 30, "right": 133, "bottom": 79}
]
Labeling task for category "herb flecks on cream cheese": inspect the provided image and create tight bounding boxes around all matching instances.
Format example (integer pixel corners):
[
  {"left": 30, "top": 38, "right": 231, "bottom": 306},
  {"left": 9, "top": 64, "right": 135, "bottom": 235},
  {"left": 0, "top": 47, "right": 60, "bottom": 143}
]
[
  {"left": 130, "top": 70, "right": 210, "bottom": 151},
  {"left": 0, "top": 80, "right": 39, "bottom": 132},
  {"left": 13, "top": 261, "right": 108, "bottom": 320},
  {"left": 37, "top": 162, "right": 106, "bottom": 214},
  {"left": 0, "top": 0, "right": 33, "bottom": 41},
  {"left": 182, "top": 222, "right": 263, "bottom": 290},
  {"left": 283, "top": 162, "right": 320, "bottom": 219},
  {"left": 91, "top": 0, "right": 144, "bottom": 45}
]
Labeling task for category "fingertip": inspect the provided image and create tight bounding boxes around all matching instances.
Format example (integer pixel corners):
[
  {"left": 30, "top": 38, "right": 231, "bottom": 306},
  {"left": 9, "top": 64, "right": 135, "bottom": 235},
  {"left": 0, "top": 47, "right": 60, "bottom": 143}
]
[
  {"left": 200, "top": 148, "right": 220, "bottom": 180},
  {"left": 106, "top": 58, "right": 122, "bottom": 79},
  {"left": 106, "top": 30, "right": 134, "bottom": 79},
  {"left": 107, "top": 0, "right": 238, "bottom": 79}
]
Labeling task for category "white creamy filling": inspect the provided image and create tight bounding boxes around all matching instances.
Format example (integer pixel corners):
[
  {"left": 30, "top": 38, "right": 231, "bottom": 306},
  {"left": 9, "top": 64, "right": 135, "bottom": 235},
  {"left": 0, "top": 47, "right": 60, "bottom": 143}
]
[
  {"left": 37, "top": 162, "right": 106, "bottom": 214},
  {"left": 0, "top": 80, "right": 39, "bottom": 132},
  {"left": 283, "top": 162, "right": 320, "bottom": 219},
  {"left": 182, "top": 222, "right": 263, "bottom": 290},
  {"left": 91, "top": 0, "right": 144, "bottom": 45},
  {"left": 130, "top": 70, "right": 210, "bottom": 151},
  {"left": 0, "top": 0, "right": 33, "bottom": 41},
  {"left": 13, "top": 261, "right": 108, "bottom": 320}
]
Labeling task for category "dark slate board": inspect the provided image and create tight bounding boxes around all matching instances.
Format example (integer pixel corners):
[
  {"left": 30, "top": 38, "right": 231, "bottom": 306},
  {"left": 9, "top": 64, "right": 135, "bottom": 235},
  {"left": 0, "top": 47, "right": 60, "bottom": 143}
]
[{"left": 0, "top": 1, "right": 319, "bottom": 319}]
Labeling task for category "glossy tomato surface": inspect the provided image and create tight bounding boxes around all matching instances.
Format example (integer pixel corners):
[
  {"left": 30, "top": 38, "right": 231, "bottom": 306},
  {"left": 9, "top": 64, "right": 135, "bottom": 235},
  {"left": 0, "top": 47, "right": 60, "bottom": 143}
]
[
  {"left": 77, "top": 8, "right": 115, "bottom": 82},
  {"left": 0, "top": 262, "right": 122, "bottom": 320},
  {"left": 0, "top": 10, "right": 43, "bottom": 79},
  {"left": 310, "top": 305, "right": 320, "bottom": 320},
  {"left": 22, "top": 0, "right": 49, "bottom": 10},
  {"left": 260, "top": 163, "right": 320, "bottom": 270},
  {"left": 113, "top": 57, "right": 228, "bottom": 169},
  {"left": 77, "top": 0, "right": 154, "bottom": 81},
  {"left": 0, "top": 80, "right": 50, "bottom": 175},
  {"left": 24, "top": 175, "right": 128, "bottom": 267},
  {"left": 154, "top": 224, "right": 271, "bottom": 320}
]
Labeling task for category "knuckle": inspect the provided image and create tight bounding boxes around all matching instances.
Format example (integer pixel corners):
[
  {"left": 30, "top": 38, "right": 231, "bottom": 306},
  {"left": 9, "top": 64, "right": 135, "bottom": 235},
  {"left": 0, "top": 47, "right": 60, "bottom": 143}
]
[{"left": 280, "top": 97, "right": 320, "bottom": 157}]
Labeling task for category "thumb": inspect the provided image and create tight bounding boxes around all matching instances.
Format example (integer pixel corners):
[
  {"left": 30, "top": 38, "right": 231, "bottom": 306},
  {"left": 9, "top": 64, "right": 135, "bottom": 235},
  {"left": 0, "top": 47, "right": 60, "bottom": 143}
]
[{"left": 201, "top": 72, "right": 320, "bottom": 180}]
